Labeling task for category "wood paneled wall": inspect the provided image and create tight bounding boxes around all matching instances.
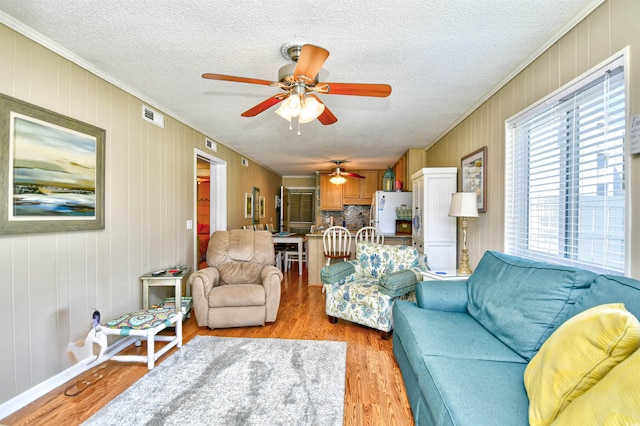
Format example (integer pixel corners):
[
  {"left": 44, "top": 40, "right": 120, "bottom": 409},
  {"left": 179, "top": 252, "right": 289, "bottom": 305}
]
[
  {"left": 0, "top": 23, "right": 280, "bottom": 405},
  {"left": 425, "top": 0, "right": 640, "bottom": 278}
]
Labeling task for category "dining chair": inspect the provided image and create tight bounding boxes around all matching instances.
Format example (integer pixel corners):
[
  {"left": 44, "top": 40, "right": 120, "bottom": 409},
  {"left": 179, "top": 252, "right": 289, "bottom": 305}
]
[
  {"left": 243, "top": 225, "right": 254, "bottom": 230},
  {"left": 322, "top": 226, "right": 352, "bottom": 266},
  {"left": 284, "top": 248, "right": 307, "bottom": 273},
  {"left": 254, "top": 223, "right": 265, "bottom": 231},
  {"left": 355, "top": 226, "right": 385, "bottom": 244}
]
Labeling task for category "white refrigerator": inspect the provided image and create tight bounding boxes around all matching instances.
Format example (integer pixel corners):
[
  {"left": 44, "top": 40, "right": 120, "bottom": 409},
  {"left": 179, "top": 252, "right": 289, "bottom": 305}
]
[{"left": 370, "top": 191, "right": 412, "bottom": 235}]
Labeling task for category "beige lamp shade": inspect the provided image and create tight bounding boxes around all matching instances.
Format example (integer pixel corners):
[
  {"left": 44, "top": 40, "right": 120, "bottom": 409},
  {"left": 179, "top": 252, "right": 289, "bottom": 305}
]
[{"left": 448, "top": 192, "right": 479, "bottom": 218}]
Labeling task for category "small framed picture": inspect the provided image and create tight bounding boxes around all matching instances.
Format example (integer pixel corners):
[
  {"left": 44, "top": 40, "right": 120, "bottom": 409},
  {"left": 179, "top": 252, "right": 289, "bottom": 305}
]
[
  {"left": 461, "top": 146, "right": 487, "bottom": 213},
  {"left": 244, "top": 192, "right": 253, "bottom": 218}
]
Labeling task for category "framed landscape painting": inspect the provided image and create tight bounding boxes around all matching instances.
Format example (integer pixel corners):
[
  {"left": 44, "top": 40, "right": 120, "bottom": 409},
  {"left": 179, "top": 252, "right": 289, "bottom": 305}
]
[{"left": 0, "top": 93, "right": 105, "bottom": 235}]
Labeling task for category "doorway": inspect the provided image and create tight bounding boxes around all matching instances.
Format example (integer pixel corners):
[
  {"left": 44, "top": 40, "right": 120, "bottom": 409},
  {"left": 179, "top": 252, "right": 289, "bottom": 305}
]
[{"left": 194, "top": 149, "right": 227, "bottom": 271}]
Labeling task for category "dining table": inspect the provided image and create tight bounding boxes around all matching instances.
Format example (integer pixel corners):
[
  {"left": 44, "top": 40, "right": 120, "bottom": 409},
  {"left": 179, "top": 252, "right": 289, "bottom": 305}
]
[{"left": 272, "top": 233, "right": 308, "bottom": 275}]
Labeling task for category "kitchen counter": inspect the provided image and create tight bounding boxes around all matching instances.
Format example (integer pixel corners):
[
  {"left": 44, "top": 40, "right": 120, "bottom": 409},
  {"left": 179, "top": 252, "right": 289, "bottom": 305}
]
[{"left": 306, "top": 232, "right": 412, "bottom": 286}]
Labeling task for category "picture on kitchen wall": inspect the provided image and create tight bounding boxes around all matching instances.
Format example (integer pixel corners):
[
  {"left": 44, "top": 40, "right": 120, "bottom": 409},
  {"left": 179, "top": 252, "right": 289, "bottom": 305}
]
[
  {"left": 461, "top": 146, "right": 487, "bottom": 213},
  {"left": 0, "top": 93, "right": 105, "bottom": 235},
  {"left": 259, "top": 196, "right": 265, "bottom": 218}
]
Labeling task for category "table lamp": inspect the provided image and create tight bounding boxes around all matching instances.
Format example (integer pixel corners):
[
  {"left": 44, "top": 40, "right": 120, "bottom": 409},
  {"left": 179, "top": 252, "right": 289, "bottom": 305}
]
[{"left": 448, "top": 192, "right": 479, "bottom": 275}]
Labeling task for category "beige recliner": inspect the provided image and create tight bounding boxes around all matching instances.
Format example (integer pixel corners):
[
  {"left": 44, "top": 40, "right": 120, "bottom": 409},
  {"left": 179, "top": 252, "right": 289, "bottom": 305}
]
[{"left": 189, "top": 230, "right": 283, "bottom": 329}]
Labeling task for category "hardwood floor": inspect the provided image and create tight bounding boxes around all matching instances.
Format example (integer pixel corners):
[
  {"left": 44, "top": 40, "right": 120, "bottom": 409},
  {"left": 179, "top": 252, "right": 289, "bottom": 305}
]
[{"left": 2, "top": 266, "right": 414, "bottom": 425}]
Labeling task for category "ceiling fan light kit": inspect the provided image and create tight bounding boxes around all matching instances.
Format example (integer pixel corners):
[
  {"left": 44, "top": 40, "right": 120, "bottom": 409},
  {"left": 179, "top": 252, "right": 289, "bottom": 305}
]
[
  {"left": 328, "top": 160, "right": 365, "bottom": 185},
  {"left": 329, "top": 175, "right": 347, "bottom": 185},
  {"left": 202, "top": 43, "right": 392, "bottom": 134}
]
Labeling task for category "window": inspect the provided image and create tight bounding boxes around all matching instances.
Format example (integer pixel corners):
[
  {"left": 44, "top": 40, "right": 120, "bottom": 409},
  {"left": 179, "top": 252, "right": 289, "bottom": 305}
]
[
  {"left": 505, "top": 56, "right": 626, "bottom": 274},
  {"left": 289, "top": 191, "right": 314, "bottom": 223}
]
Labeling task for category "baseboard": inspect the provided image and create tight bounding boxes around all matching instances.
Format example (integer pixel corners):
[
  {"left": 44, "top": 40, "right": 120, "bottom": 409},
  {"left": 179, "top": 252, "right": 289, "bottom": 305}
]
[{"left": 0, "top": 336, "right": 135, "bottom": 420}]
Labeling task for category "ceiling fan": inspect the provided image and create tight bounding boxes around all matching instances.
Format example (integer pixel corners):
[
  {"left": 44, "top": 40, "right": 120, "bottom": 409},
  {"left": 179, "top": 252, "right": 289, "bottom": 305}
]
[
  {"left": 328, "top": 160, "right": 364, "bottom": 185},
  {"left": 202, "top": 43, "right": 392, "bottom": 132}
]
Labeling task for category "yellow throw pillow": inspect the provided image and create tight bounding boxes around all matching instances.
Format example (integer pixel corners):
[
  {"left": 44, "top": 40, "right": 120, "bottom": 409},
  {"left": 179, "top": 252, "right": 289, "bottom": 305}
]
[
  {"left": 552, "top": 347, "right": 640, "bottom": 425},
  {"left": 524, "top": 303, "right": 640, "bottom": 426}
]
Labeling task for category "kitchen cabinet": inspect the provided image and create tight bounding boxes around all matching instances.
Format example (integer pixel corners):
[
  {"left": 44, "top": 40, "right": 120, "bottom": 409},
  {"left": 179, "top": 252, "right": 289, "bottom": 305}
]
[
  {"left": 319, "top": 174, "right": 343, "bottom": 210},
  {"left": 412, "top": 168, "right": 457, "bottom": 270},
  {"left": 343, "top": 170, "right": 379, "bottom": 205},
  {"left": 394, "top": 148, "right": 427, "bottom": 192}
]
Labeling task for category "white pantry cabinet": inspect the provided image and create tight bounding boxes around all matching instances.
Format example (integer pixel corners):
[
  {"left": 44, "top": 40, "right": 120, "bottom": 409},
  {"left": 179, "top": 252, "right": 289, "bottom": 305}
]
[{"left": 411, "top": 168, "right": 458, "bottom": 271}]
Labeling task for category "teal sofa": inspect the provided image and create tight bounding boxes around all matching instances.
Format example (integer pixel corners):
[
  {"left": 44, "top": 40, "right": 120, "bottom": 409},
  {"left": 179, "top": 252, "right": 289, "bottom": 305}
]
[{"left": 392, "top": 250, "right": 640, "bottom": 425}]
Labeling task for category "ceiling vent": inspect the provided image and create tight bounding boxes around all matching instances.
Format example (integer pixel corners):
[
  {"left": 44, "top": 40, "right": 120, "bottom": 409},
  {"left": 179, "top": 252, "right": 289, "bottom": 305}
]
[
  {"left": 142, "top": 105, "right": 164, "bottom": 128},
  {"left": 205, "top": 138, "right": 217, "bottom": 152}
]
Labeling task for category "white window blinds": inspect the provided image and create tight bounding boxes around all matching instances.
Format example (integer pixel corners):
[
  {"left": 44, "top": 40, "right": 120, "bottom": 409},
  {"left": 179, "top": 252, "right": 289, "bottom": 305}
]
[{"left": 505, "top": 59, "right": 626, "bottom": 274}]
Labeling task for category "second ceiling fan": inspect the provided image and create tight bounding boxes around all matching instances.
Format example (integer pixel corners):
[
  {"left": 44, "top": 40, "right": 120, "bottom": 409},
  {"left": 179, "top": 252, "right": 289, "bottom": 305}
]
[{"left": 202, "top": 43, "right": 392, "bottom": 130}]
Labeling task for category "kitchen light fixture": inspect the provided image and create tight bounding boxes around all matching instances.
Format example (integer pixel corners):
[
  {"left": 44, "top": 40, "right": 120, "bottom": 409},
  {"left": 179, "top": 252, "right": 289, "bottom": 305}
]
[
  {"left": 329, "top": 175, "right": 347, "bottom": 185},
  {"left": 448, "top": 192, "right": 479, "bottom": 275}
]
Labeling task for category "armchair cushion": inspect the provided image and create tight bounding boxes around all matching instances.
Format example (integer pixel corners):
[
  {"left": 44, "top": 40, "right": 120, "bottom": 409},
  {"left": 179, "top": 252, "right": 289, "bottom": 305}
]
[{"left": 379, "top": 269, "right": 420, "bottom": 297}]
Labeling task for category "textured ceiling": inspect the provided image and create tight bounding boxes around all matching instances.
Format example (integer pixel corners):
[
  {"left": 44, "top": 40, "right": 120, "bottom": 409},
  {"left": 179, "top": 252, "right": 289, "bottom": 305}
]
[{"left": 0, "top": 0, "right": 601, "bottom": 176}]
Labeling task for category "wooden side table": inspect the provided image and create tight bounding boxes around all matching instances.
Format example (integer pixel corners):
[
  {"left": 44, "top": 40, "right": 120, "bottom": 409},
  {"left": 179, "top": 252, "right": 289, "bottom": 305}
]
[{"left": 141, "top": 267, "right": 191, "bottom": 314}]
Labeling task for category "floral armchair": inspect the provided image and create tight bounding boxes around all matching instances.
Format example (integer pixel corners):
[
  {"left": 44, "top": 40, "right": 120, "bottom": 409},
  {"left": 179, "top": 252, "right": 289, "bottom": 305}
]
[{"left": 321, "top": 242, "right": 428, "bottom": 339}]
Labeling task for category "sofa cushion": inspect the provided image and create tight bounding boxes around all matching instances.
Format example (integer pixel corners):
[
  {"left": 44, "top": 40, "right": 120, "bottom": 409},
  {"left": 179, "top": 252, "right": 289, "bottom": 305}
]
[
  {"left": 419, "top": 356, "right": 530, "bottom": 426},
  {"left": 524, "top": 303, "right": 640, "bottom": 425},
  {"left": 379, "top": 269, "right": 419, "bottom": 297},
  {"left": 467, "top": 251, "right": 596, "bottom": 360},
  {"left": 393, "top": 301, "right": 526, "bottom": 364},
  {"left": 563, "top": 274, "right": 640, "bottom": 321},
  {"left": 552, "top": 346, "right": 640, "bottom": 425}
]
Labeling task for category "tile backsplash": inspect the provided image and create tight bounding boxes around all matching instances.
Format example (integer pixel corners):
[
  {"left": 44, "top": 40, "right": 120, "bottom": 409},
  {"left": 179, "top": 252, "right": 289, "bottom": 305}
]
[{"left": 321, "top": 205, "right": 371, "bottom": 229}]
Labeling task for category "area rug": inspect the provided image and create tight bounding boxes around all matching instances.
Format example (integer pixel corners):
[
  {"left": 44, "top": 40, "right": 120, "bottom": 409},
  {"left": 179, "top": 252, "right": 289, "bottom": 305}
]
[{"left": 83, "top": 336, "right": 347, "bottom": 426}]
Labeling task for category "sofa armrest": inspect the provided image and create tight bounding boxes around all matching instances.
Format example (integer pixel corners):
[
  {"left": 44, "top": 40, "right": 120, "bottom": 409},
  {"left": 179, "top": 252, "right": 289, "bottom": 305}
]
[
  {"left": 321, "top": 261, "right": 357, "bottom": 285},
  {"left": 416, "top": 280, "right": 469, "bottom": 312}
]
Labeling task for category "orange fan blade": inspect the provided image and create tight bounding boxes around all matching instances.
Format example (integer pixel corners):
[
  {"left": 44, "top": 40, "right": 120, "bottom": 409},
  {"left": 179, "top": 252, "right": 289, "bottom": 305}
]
[
  {"left": 318, "top": 82, "right": 392, "bottom": 97},
  {"left": 241, "top": 95, "right": 285, "bottom": 117},
  {"left": 202, "top": 73, "right": 273, "bottom": 86},
  {"left": 343, "top": 172, "right": 365, "bottom": 178},
  {"left": 309, "top": 94, "right": 337, "bottom": 125},
  {"left": 294, "top": 45, "right": 329, "bottom": 81}
]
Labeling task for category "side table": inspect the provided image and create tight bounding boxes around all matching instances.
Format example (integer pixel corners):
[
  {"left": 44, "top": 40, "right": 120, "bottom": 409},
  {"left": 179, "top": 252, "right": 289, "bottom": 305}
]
[
  {"left": 141, "top": 267, "right": 191, "bottom": 314},
  {"left": 422, "top": 269, "right": 470, "bottom": 281}
]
